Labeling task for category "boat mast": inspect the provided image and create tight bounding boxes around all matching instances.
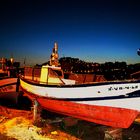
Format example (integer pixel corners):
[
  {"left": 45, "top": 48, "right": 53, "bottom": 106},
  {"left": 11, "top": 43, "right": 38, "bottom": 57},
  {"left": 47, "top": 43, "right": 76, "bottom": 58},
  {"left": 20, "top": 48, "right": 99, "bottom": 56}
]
[{"left": 50, "top": 42, "right": 59, "bottom": 67}]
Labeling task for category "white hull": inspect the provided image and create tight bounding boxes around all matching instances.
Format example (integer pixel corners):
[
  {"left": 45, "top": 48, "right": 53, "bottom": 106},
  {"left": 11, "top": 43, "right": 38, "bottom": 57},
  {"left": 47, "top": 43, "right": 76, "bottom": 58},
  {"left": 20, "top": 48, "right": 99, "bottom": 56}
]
[
  {"left": 20, "top": 78, "right": 140, "bottom": 111},
  {"left": 79, "top": 97, "right": 140, "bottom": 111}
]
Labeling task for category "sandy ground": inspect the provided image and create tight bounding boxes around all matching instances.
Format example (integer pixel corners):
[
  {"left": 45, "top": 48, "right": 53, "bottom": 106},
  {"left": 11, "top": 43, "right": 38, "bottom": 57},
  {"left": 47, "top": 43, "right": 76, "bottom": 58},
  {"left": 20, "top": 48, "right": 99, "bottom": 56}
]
[
  {"left": 0, "top": 104, "right": 79, "bottom": 140},
  {"left": 0, "top": 97, "right": 140, "bottom": 140}
]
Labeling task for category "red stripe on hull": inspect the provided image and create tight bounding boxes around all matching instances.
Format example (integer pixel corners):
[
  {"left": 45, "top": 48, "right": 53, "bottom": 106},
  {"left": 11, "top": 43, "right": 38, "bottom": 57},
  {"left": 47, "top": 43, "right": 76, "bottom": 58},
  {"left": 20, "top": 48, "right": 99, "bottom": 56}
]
[
  {"left": 37, "top": 98, "right": 139, "bottom": 128},
  {"left": 20, "top": 87, "right": 139, "bottom": 128}
]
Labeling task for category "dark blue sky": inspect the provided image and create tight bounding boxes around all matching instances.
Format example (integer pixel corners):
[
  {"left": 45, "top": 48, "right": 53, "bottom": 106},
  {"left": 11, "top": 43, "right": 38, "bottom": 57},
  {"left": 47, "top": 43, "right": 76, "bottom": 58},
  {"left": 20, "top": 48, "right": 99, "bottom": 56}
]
[{"left": 1, "top": 0, "right": 140, "bottom": 65}]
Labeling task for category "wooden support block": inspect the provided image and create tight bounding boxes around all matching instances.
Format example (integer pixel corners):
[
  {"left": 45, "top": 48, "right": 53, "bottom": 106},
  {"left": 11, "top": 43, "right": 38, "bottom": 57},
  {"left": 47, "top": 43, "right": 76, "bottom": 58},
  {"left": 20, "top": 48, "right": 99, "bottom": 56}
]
[
  {"left": 134, "top": 114, "right": 140, "bottom": 124},
  {"left": 63, "top": 117, "right": 78, "bottom": 127},
  {"left": 33, "top": 100, "right": 39, "bottom": 123},
  {"left": 104, "top": 128, "right": 122, "bottom": 140}
]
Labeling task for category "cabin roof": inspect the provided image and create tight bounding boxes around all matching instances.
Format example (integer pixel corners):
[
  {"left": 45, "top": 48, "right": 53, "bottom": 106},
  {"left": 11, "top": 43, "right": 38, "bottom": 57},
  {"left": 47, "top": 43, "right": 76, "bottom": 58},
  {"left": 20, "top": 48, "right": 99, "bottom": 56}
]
[{"left": 42, "top": 65, "right": 62, "bottom": 70}]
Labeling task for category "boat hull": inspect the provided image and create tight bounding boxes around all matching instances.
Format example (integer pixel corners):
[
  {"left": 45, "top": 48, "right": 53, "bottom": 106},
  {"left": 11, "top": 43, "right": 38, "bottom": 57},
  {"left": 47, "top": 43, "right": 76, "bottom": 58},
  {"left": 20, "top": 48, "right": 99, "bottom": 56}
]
[
  {"left": 20, "top": 78, "right": 140, "bottom": 128},
  {"left": 37, "top": 97, "right": 139, "bottom": 128},
  {"left": 20, "top": 85, "right": 139, "bottom": 128},
  {"left": 0, "top": 78, "right": 19, "bottom": 103}
]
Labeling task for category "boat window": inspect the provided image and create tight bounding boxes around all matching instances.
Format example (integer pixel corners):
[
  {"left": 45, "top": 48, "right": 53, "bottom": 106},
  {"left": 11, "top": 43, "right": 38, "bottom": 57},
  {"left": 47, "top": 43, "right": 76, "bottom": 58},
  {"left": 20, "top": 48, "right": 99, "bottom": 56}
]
[
  {"left": 53, "top": 70, "right": 62, "bottom": 77},
  {"left": 48, "top": 68, "right": 63, "bottom": 78}
]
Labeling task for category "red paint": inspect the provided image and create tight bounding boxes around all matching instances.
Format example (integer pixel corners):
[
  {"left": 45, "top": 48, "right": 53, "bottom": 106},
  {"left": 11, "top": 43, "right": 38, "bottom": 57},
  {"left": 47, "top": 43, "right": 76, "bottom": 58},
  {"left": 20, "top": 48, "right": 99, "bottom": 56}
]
[
  {"left": 20, "top": 87, "right": 139, "bottom": 128},
  {"left": 37, "top": 98, "right": 139, "bottom": 128}
]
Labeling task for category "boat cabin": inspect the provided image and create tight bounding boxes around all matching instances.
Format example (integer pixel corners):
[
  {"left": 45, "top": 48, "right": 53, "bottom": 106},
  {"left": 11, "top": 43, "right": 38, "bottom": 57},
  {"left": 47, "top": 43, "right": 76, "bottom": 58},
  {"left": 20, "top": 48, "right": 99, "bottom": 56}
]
[
  {"left": 24, "top": 65, "right": 76, "bottom": 85},
  {"left": 40, "top": 65, "right": 64, "bottom": 85}
]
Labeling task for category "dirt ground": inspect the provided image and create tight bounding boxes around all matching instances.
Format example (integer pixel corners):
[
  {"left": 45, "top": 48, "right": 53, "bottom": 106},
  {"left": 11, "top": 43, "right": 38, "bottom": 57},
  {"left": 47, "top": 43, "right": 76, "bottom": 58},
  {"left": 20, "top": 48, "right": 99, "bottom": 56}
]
[{"left": 0, "top": 97, "right": 140, "bottom": 140}]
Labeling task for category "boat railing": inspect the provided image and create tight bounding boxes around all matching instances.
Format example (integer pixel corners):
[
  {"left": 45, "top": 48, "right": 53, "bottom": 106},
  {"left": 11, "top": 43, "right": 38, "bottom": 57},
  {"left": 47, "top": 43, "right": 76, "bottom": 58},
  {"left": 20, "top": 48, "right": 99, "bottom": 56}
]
[
  {"left": 22, "top": 66, "right": 136, "bottom": 85},
  {"left": 23, "top": 66, "right": 41, "bottom": 82}
]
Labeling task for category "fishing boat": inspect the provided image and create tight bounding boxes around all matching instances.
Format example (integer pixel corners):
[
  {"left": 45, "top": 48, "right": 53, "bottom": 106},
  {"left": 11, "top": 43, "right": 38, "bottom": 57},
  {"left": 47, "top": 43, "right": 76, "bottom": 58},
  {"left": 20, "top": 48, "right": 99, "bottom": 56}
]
[
  {"left": 20, "top": 43, "right": 140, "bottom": 128},
  {"left": 0, "top": 57, "right": 19, "bottom": 103},
  {"left": 0, "top": 77, "right": 19, "bottom": 102}
]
